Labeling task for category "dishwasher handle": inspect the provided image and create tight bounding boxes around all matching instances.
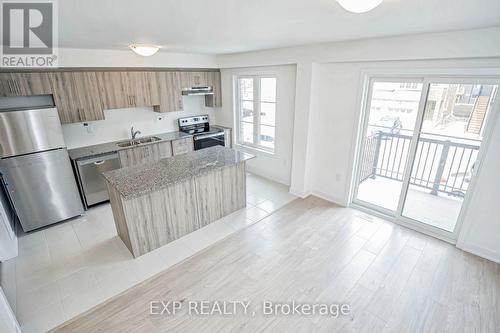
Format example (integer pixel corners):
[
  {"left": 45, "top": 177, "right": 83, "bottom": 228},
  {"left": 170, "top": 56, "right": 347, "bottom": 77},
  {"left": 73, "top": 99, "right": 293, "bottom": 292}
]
[{"left": 76, "top": 153, "right": 119, "bottom": 166}]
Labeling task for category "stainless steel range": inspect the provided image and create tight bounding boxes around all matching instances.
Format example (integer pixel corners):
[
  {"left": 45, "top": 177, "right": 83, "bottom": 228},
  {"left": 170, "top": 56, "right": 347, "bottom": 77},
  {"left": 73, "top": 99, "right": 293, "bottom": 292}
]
[
  {"left": 178, "top": 115, "right": 226, "bottom": 150},
  {"left": 0, "top": 97, "right": 84, "bottom": 231}
]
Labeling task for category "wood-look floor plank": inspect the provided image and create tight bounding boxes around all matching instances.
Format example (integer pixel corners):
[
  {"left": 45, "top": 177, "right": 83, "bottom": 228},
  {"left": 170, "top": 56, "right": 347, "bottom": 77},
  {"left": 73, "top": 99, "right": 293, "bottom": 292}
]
[{"left": 50, "top": 196, "right": 500, "bottom": 333}]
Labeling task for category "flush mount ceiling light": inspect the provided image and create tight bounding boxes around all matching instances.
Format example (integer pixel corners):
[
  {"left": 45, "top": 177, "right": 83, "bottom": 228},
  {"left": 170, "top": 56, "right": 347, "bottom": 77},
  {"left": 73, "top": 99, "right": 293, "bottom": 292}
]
[
  {"left": 129, "top": 44, "right": 161, "bottom": 56},
  {"left": 336, "top": 0, "right": 383, "bottom": 13}
]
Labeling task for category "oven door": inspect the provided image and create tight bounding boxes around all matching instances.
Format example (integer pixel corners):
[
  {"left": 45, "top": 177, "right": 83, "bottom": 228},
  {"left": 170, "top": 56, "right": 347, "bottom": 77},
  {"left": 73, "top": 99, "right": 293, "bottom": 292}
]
[{"left": 193, "top": 132, "right": 225, "bottom": 150}]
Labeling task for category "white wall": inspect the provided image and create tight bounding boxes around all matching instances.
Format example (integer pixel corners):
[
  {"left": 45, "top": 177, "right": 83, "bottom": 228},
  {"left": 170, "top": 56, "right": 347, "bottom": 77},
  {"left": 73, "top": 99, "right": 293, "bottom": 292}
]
[
  {"left": 62, "top": 96, "right": 214, "bottom": 149},
  {"left": 218, "top": 26, "right": 500, "bottom": 67},
  {"left": 308, "top": 61, "right": 500, "bottom": 262},
  {"left": 58, "top": 48, "right": 218, "bottom": 68},
  {"left": 216, "top": 26, "right": 500, "bottom": 262},
  {"left": 215, "top": 65, "right": 296, "bottom": 185},
  {"left": 457, "top": 106, "right": 500, "bottom": 263}
]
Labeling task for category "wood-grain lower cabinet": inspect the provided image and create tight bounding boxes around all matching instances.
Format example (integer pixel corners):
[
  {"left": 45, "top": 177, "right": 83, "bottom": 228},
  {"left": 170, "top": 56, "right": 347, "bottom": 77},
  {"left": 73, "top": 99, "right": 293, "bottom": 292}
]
[
  {"left": 50, "top": 72, "right": 105, "bottom": 123},
  {"left": 118, "top": 141, "right": 173, "bottom": 168},
  {"left": 171, "top": 137, "right": 194, "bottom": 155}
]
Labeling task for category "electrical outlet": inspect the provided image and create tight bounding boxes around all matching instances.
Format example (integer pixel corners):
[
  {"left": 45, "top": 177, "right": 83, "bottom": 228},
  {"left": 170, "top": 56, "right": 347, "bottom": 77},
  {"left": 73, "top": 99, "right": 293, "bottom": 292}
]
[
  {"left": 336, "top": 174, "right": 342, "bottom": 182},
  {"left": 83, "top": 122, "right": 95, "bottom": 134}
]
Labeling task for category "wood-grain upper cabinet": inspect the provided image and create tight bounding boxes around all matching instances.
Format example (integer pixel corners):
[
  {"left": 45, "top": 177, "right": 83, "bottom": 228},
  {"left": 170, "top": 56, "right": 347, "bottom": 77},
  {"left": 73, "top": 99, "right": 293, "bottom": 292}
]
[
  {"left": 96, "top": 72, "right": 128, "bottom": 110},
  {"left": 0, "top": 69, "right": 222, "bottom": 120},
  {"left": 0, "top": 72, "right": 51, "bottom": 96},
  {"left": 145, "top": 72, "right": 161, "bottom": 107},
  {"left": 118, "top": 141, "right": 173, "bottom": 168},
  {"left": 154, "top": 71, "right": 183, "bottom": 113},
  {"left": 50, "top": 72, "right": 105, "bottom": 123},
  {"left": 188, "top": 72, "right": 208, "bottom": 87},
  {"left": 97, "top": 71, "right": 158, "bottom": 110},
  {"left": 124, "top": 71, "right": 156, "bottom": 107},
  {"left": 205, "top": 71, "right": 222, "bottom": 108},
  {"left": 171, "top": 137, "right": 194, "bottom": 155}
]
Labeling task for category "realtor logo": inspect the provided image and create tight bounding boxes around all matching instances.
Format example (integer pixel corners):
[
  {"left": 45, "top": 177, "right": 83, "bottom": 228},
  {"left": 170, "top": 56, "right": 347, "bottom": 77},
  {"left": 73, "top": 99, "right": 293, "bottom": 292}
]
[{"left": 1, "top": 1, "right": 58, "bottom": 67}]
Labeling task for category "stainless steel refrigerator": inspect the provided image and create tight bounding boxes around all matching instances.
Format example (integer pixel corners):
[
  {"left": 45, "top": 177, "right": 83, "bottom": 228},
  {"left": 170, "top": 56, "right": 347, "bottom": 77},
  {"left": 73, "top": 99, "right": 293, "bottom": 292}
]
[{"left": 0, "top": 104, "right": 84, "bottom": 231}]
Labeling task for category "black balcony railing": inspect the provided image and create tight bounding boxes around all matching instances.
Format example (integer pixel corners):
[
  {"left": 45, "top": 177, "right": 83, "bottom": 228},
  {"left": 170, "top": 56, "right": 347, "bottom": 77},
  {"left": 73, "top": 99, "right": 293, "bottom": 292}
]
[{"left": 360, "top": 131, "right": 480, "bottom": 197}]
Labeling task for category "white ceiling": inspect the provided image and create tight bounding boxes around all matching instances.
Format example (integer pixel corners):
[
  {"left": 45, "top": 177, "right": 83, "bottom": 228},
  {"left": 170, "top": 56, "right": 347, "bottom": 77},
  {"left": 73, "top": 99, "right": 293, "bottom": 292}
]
[{"left": 59, "top": 0, "right": 500, "bottom": 54}]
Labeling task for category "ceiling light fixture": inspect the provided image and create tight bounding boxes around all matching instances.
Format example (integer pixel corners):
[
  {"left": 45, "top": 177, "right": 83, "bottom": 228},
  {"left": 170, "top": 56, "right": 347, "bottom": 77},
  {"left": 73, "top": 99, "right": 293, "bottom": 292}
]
[
  {"left": 129, "top": 44, "right": 161, "bottom": 56},
  {"left": 336, "top": 0, "right": 383, "bottom": 13}
]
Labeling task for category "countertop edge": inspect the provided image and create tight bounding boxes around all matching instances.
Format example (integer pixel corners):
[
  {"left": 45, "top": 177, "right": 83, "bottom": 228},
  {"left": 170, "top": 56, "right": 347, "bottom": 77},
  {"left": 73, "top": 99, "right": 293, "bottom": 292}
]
[
  {"left": 103, "top": 148, "right": 254, "bottom": 200},
  {"left": 68, "top": 131, "right": 193, "bottom": 161},
  {"left": 108, "top": 159, "right": 251, "bottom": 200}
]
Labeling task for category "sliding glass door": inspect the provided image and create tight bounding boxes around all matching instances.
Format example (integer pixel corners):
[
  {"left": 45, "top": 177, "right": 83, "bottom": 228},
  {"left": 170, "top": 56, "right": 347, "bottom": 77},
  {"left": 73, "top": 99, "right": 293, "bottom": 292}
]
[
  {"left": 401, "top": 82, "right": 498, "bottom": 232},
  {"left": 353, "top": 77, "right": 499, "bottom": 238},
  {"left": 354, "top": 80, "right": 424, "bottom": 213}
]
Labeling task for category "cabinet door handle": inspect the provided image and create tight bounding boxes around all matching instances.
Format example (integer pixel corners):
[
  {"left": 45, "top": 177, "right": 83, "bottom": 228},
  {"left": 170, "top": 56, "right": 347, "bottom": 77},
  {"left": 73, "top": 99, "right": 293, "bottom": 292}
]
[
  {"left": 8, "top": 80, "right": 16, "bottom": 95},
  {"left": 14, "top": 80, "right": 20, "bottom": 95}
]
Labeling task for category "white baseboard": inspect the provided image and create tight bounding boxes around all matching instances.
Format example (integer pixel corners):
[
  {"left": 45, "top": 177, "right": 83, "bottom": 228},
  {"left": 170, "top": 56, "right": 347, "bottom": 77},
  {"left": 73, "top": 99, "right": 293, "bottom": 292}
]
[
  {"left": 310, "top": 190, "right": 348, "bottom": 207},
  {"left": 288, "top": 188, "right": 348, "bottom": 207},
  {"left": 456, "top": 242, "right": 500, "bottom": 264},
  {"left": 246, "top": 171, "right": 290, "bottom": 187},
  {"left": 289, "top": 189, "right": 311, "bottom": 199}
]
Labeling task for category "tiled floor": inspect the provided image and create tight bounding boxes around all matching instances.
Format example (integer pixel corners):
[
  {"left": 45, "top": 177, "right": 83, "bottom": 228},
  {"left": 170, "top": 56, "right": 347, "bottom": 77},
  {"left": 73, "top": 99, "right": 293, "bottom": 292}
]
[{"left": 9, "top": 173, "right": 296, "bottom": 333}]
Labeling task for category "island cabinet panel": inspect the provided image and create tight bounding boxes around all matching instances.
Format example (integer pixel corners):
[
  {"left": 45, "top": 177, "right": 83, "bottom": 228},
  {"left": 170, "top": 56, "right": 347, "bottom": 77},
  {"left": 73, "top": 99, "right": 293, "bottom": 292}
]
[
  {"left": 118, "top": 141, "right": 172, "bottom": 168},
  {"left": 106, "top": 182, "right": 133, "bottom": 254},
  {"left": 171, "top": 137, "right": 194, "bottom": 155},
  {"left": 194, "top": 169, "right": 225, "bottom": 225},
  {"left": 105, "top": 159, "right": 248, "bottom": 258},
  {"left": 50, "top": 72, "right": 105, "bottom": 123},
  {"left": 220, "top": 162, "right": 246, "bottom": 215},
  {"left": 153, "top": 71, "right": 184, "bottom": 113},
  {"left": 194, "top": 163, "right": 246, "bottom": 224},
  {"left": 119, "top": 179, "right": 200, "bottom": 256}
]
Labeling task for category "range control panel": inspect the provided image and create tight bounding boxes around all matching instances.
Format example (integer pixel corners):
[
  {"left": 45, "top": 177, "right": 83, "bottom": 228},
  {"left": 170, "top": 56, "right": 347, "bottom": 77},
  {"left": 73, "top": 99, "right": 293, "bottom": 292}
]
[{"left": 178, "top": 115, "right": 209, "bottom": 126}]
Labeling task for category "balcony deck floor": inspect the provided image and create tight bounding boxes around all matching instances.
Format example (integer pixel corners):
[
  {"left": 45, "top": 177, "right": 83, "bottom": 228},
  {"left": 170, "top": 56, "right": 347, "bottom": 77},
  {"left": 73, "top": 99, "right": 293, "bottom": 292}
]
[{"left": 357, "top": 177, "right": 462, "bottom": 232}]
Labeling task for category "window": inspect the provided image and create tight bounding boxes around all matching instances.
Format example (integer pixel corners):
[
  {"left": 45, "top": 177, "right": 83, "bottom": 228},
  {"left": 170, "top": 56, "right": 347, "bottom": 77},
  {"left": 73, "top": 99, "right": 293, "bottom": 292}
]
[
  {"left": 400, "top": 82, "right": 418, "bottom": 89},
  {"left": 236, "top": 76, "right": 277, "bottom": 152}
]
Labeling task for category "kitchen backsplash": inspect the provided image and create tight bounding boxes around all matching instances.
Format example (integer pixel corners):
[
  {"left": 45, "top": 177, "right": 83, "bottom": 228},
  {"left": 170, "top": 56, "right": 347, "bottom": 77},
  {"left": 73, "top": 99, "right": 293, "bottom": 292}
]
[{"left": 62, "top": 96, "right": 214, "bottom": 149}]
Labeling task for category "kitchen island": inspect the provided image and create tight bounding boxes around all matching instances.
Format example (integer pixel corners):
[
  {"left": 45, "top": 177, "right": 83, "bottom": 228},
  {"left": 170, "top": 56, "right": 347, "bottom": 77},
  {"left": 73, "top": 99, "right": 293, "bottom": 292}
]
[{"left": 102, "top": 146, "right": 253, "bottom": 257}]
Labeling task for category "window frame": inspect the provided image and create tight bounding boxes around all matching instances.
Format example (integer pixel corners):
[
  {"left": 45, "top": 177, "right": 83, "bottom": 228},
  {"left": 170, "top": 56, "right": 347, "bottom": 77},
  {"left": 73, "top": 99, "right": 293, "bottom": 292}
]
[
  {"left": 234, "top": 74, "right": 277, "bottom": 154},
  {"left": 350, "top": 70, "right": 500, "bottom": 245}
]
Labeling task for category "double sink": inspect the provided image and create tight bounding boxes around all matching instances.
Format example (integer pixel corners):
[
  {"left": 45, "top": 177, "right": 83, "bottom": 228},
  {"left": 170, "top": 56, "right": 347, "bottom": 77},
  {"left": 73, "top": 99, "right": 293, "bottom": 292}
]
[{"left": 116, "top": 136, "right": 162, "bottom": 147}]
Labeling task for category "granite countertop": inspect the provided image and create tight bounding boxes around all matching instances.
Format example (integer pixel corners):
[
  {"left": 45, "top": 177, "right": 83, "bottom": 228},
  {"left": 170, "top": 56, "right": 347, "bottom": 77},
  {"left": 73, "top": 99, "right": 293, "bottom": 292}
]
[
  {"left": 102, "top": 146, "right": 254, "bottom": 200},
  {"left": 68, "top": 131, "right": 193, "bottom": 160}
]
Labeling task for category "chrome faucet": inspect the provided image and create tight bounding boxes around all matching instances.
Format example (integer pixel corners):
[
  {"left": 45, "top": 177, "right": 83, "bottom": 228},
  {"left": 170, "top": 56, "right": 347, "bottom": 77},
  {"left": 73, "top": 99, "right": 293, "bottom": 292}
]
[{"left": 131, "top": 126, "right": 141, "bottom": 140}]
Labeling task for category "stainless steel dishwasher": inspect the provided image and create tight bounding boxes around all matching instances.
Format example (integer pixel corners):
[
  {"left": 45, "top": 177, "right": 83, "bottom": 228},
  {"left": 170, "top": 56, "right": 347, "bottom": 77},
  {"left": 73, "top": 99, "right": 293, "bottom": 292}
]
[{"left": 76, "top": 152, "right": 121, "bottom": 209}]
